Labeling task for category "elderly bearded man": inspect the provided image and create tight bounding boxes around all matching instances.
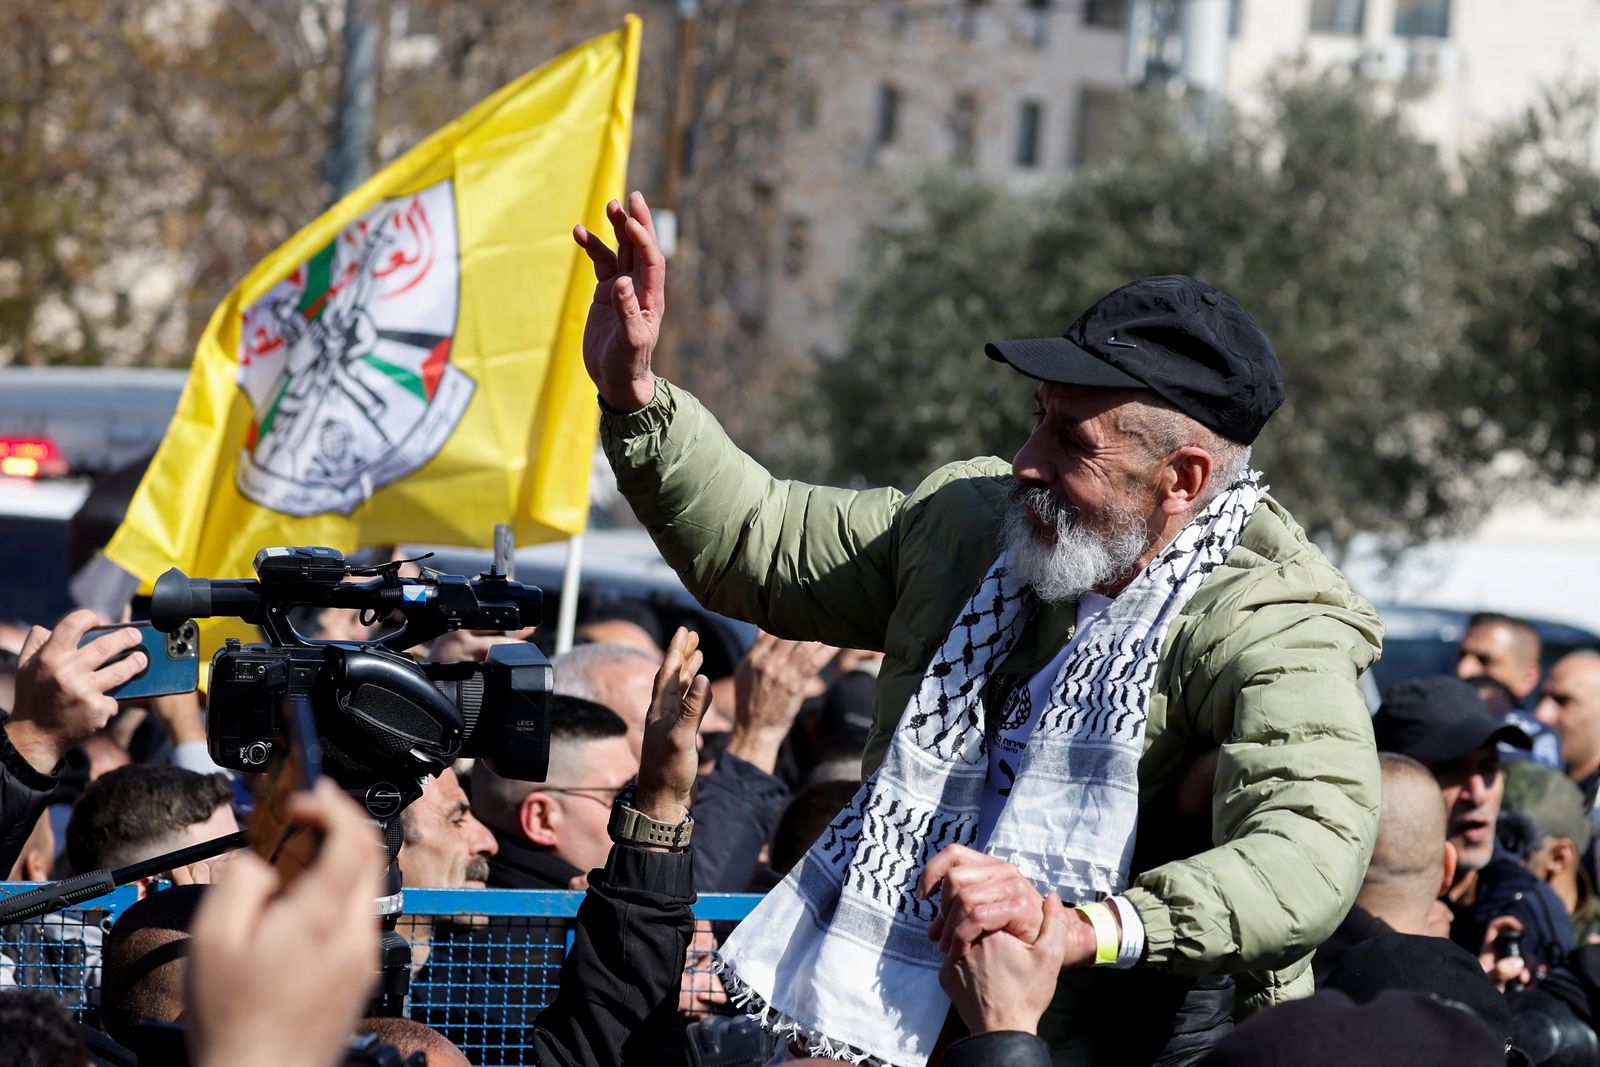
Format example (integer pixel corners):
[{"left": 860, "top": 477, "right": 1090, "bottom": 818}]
[{"left": 573, "top": 196, "right": 1382, "bottom": 1067}]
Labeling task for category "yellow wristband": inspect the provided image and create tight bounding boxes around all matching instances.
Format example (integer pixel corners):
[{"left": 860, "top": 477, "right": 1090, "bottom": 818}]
[{"left": 1075, "top": 902, "right": 1120, "bottom": 966}]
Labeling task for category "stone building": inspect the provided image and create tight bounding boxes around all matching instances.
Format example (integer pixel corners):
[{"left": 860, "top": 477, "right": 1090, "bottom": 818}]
[{"left": 757, "top": 0, "right": 1600, "bottom": 363}]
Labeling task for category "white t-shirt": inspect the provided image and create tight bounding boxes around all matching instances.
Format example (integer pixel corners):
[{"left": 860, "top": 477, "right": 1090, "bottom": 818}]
[{"left": 973, "top": 591, "right": 1113, "bottom": 850}]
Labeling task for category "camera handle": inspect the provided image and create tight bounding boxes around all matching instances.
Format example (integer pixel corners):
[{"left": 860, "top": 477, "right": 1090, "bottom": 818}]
[{"left": 0, "top": 831, "right": 247, "bottom": 927}]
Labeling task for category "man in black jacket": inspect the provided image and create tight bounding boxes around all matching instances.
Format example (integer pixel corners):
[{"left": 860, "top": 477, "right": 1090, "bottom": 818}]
[
  {"left": 1373, "top": 676, "right": 1575, "bottom": 973},
  {"left": 470, "top": 695, "right": 636, "bottom": 891},
  {"left": 1313, "top": 753, "right": 1456, "bottom": 985}
]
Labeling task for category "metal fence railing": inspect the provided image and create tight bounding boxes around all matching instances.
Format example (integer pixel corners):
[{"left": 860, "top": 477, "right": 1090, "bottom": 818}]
[{"left": 0, "top": 883, "right": 762, "bottom": 1067}]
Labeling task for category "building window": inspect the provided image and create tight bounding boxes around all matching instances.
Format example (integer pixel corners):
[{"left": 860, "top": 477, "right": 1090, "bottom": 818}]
[
  {"left": 1015, "top": 100, "right": 1042, "bottom": 168},
  {"left": 1083, "top": 0, "right": 1124, "bottom": 29},
  {"left": 1394, "top": 0, "right": 1449, "bottom": 37},
  {"left": 950, "top": 92, "right": 979, "bottom": 163},
  {"left": 1023, "top": 0, "right": 1052, "bottom": 46},
  {"left": 1074, "top": 86, "right": 1123, "bottom": 167},
  {"left": 1229, "top": 0, "right": 1244, "bottom": 38},
  {"left": 1309, "top": 0, "right": 1364, "bottom": 34},
  {"left": 875, "top": 84, "right": 900, "bottom": 146}
]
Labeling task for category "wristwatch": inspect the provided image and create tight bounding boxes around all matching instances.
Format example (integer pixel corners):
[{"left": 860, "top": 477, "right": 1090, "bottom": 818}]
[{"left": 607, "top": 786, "right": 693, "bottom": 851}]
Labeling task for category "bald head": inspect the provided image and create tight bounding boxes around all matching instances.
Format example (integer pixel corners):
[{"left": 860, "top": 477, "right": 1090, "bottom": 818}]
[
  {"left": 1356, "top": 753, "right": 1453, "bottom": 935},
  {"left": 1457, "top": 614, "right": 1542, "bottom": 700},
  {"left": 552, "top": 643, "right": 659, "bottom": 748},
  {"left": 356, "top": 1017, "right": 471, "bottom": 1066},
  {"left": 1537, "top": 651, "right": 1600, "bottom": 781},
  {"left": 101, "top": 885, "right": 205, "bottom": 1047}
]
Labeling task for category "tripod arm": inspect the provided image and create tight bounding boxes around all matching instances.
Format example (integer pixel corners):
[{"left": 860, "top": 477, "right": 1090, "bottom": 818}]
[{"left": 0, "top": 831, "right": 247, "bottom": 927}]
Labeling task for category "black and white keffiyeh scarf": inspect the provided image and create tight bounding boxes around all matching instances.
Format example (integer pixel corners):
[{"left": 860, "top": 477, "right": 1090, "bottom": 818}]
[{"left": 713, "top": 474, "right": 1263, "bottom": 1066}]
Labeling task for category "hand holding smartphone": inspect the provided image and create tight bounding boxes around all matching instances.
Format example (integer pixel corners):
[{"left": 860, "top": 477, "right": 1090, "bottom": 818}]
[{"left": 77, "top": 620, "right": 200, "bottom": 700}]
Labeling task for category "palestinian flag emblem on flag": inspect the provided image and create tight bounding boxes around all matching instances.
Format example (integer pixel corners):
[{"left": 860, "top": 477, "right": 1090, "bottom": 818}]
[{"left": 234, "top": 179, "right": 474, "bottom": 516}]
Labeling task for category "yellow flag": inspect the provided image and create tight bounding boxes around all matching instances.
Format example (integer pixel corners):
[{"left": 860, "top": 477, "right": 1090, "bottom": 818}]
[{"left": 106, "top": 17, "right": 641, "bottom": 591}]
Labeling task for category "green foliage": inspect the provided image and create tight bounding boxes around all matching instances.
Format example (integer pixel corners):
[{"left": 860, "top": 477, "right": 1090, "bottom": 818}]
[
  {"left": 1448, "top": 86, "right": 1600, "bottom": 488},
  {"left": 812, "top": 73, "right": 1600, "bottom": 547},
  {"left": 806, "top": 174, "right": 1046, "bottom": 484}
]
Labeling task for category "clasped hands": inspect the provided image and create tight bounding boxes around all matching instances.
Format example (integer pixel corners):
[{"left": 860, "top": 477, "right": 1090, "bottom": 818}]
[{"left": 917, "top": 845, "right": 1111, "bottom": 1036}]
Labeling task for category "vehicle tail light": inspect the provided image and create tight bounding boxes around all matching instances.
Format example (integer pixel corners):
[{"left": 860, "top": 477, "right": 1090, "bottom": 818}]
[{"left": 0, "top": 437, "right": 64, "bottom": 478}]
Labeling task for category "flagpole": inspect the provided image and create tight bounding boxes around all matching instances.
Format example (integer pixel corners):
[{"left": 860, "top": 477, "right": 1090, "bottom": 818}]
[{"left": 554, "top": 532, "right": 584, "bottom": 655}]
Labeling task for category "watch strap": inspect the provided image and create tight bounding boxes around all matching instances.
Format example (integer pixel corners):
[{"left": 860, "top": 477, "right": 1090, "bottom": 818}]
[{"left": 608, "top": 789, "right": 693, "bottom": 851}]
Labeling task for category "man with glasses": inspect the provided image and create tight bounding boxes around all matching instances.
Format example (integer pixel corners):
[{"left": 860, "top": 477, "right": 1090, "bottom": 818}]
[
  {"left": 469, "top": 694, "right": 635, "bottom": 891},
  {"left": 412, "top": 694, "right": 634, "bottom": 1064}
]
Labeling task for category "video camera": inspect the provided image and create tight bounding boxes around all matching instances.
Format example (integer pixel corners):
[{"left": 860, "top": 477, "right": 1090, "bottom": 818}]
[
  {"left": 0, "top": 545, "right": 553, "bottom": 1017},
  {"left": 150, "top": 545, "right": 553, "bottom": 790}
]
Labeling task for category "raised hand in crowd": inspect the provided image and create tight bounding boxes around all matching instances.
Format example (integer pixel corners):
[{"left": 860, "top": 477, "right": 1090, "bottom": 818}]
[
  {"left": 725, "top": 629, "right": 837, "bottom": 775},
  {"left": 573, "top": 191, "right": 666, "bottom": 413},
  {"left": 635, "top": 626, "right": 713, "bottom": 829},
  {"left": 7, "top": 609, "right": 144, "bottom": 771},
  {"left": 185, "top": 779, "right": 384, "bottom": 1067}
]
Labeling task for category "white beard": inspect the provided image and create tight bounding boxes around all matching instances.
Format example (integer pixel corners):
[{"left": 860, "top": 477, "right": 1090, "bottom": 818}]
[{"left": 999, "top": 483, "right": 1150, "bottom": 605}]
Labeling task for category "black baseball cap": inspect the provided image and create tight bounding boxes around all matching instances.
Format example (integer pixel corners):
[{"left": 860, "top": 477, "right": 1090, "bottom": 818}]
[
  {"left": 985, "top": 275, "right": 1285, "bottom": 445},
  {"left": 1372, "top": 675, "right": 1532, "bottom": 762}
]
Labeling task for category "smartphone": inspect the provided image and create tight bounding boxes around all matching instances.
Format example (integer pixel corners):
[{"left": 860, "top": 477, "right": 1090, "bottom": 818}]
[{"left": 78, "top": 621, "right": 199, "bottom": 700}]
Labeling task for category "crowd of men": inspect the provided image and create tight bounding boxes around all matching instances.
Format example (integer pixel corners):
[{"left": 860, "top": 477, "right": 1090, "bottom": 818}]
[
  {"left": 4, "top": 191, "right": 1600, "bottom": 1067},
  {"left": 7, "top": 590, "right": 1600, "bottom": 1066}
]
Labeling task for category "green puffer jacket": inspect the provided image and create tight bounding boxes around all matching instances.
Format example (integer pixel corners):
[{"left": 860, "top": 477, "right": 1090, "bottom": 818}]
[{"left": 602, "top": 380, "right": 1382, "bottom": 1014}]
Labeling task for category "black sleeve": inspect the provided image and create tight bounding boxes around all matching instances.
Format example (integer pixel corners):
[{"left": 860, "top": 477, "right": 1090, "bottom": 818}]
[
  {"left": 0, "top": 727, "right": 57, "bottom": 875},
  {"left": 689, "top": 752, "right": 789, "bottom": 892},
  {"left": 943, "top": 1031, "right": 1054, "bottom": 1067},
  {"left": 532, "top": 844, "right": 695, "bottom": 1067}
]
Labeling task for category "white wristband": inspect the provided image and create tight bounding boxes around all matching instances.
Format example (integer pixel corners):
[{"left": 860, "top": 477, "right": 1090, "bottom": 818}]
[{"left": 1107, "top": 895, "right": 1145, "bottom": 968}]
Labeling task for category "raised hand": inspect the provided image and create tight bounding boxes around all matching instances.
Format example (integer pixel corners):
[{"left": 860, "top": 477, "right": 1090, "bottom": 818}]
[
  {"left": 634, "top": 627, "right": 712, "bottom": 829},
  {"left": 573, "top": 191, "right": 666, "bottom": 413},
  {"left": 8, "top": 610, "right": 146, "bottom": 771},
  {"left": 727, "top": 630, "right": 837, "bottom": 774}
]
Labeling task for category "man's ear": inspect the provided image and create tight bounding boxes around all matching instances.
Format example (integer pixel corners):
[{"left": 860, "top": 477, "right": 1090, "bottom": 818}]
[
  {"left": 519, "top": 792, "right": 561, "bottom": 849},
  {"left": 1439, "top": 840, "right": 1458, "bottom": 898},
  {"left": 1516, "top": 663, "right": 1542, "bottom": 703},
  {"left": 1160, "top": 447, "right": 1213, "bottom": 516},
  {"left": 1550, "top": 838, "right": 1579, "bottom": 878},
  {"left": 20, "top": 847, "right": 49, "bottom": 883}
]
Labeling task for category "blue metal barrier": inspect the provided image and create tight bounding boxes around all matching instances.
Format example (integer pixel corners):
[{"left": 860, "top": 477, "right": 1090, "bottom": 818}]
[{"left": 0, "top": 883, "right": 763, "bottom": 1067}]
